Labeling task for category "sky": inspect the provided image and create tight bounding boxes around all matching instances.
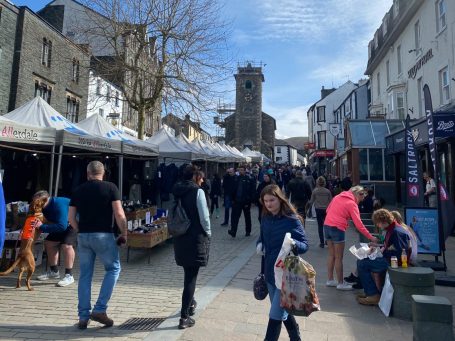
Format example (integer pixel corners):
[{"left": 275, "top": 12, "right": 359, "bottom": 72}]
[{"left": 15, "top": 0, "right": 393, "bottom": 139}]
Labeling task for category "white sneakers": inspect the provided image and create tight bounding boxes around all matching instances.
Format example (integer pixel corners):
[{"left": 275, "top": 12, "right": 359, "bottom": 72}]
[
  {"left": 326, "top": 279, "right": 338, "bottom": 287},
  {"left": 37, "top": 270, "right": 60, "bottom": 281},
  {"left": 326, "top": 279, "right": 353, "bottom": 291},
  {"left": 336, "top": 282, "right": 353, "bottom": 291},
  {"left": 37, "top": 270, "right": 74, "bottom": 287},
  {"left": 57, "top": 274, "right": 75, "bottom": 287}
]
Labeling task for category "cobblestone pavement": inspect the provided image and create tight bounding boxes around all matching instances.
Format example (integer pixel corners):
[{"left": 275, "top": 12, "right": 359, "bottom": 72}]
[
  {"left": 179, "top": 218, "right": 455, "bottom": 341},
  {"left": 2, "top": 209, "right": 455, "bottom": 341},
  {"left": 0, "top": 208, "right": 260, "bottom": 341}
]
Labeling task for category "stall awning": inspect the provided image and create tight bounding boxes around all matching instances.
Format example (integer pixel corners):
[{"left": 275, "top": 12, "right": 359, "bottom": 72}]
[
  {"left": 77, "top": 114, "right": 158, "bottom": 157},
  {"left": 347, "top": 119, "right": 405, "bottom": 149},
  {"left": 0, "top": 116, "right": 56, "bottom": 145}
]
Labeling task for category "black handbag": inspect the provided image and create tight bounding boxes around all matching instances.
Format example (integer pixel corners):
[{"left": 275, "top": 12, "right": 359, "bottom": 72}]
[{"left": 253, "top": 256, "right": 268, "bottom": 300}]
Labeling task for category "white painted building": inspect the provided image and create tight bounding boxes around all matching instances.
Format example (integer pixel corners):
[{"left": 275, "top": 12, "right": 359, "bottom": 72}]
[
  {"left": 307, "top": 81, "right": 358, "bottom": 174},
  {"left": 274, "top": 139, "right": 298, "bottom": 165},
  {"left": 86, "top": 71, "right": 138, "bottom": 137},
  {"left": 365, "top": 0, "right": 454, "bottom": 119}
]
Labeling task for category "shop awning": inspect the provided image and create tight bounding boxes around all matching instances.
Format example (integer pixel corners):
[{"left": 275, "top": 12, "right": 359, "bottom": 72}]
[
  {"left": 77, "top": 114, "right": 158, "bottom": 157},
  {"left": 347, "top": 119, "right": 405, "bottom": 149},
  {"left": 0, "top": 116, "right": 56, "bottom": 145},
  {"left": 311, "top": 150, "right": 335, "bottom": 158},
  {"left": 4, "top": 97, "right": 121, "bottom": 154}
]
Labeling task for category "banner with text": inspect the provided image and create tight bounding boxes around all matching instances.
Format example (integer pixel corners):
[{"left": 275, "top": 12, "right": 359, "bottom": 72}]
[{"left": 404, "top": 115, "right": 424, "bottom": 207}]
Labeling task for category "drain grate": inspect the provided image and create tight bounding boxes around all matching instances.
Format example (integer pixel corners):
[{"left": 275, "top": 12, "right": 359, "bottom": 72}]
[{"left": 118, "top": 317, "right": 166, "bottom": 331}]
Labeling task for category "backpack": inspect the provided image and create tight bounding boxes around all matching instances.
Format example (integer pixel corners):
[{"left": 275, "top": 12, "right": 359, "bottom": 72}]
[{"left": 167, "top": 199, "right": 191, "bottom": 237}]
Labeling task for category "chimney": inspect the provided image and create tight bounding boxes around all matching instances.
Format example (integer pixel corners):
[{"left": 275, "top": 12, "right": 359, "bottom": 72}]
[{"left": 321, "top": 86, "right": 336, "bottom": 100}]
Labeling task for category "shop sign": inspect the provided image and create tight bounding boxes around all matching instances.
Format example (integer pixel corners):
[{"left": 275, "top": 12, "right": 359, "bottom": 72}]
[
  {"left": 313, "top": 150, "right": 335, "bottom": 158},
  {"left": 329, "top": 124, "right": 341, "bottom": 137},
  {"left": 434, "top": 114, "right": 455, "bottom": 138},
  {"left": 1, "top": 125, "right": 39, "bottom": 141},
  {"left": 408, "top": 49, "right": 433, "bottom": 79},
  {"left": 405, "top": 115, "right": 423, "bottom": 206},
  {"left": 78, "top": 137, "right": 113, "bottom": 150}
]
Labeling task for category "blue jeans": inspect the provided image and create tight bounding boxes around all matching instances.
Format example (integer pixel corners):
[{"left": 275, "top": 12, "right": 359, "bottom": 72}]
[
  {"left": 223, "top": 196, "right": 232, "bottom": 224},
  {"left": 267, "top": 282, "right": 288, "bottom": 321},
  {"left": 77, "top": 233, "right": 121, "bottom": 320},
  {"left": 357, "top": 257, "right": 389, "bottom": 296}
]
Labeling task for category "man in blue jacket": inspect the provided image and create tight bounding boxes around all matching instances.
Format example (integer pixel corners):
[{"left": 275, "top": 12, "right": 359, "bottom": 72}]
[{"left": 33, "top": 190, "right": 75, "bottom": 287}]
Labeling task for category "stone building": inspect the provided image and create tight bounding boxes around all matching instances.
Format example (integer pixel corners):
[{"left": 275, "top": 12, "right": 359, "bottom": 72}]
[
  {"left": 38, "top": 0, "right": 162, "bottom": 136},
  {"left": 3, "top": 3, "right": 90, "bottom": 121},
  {"left": 224, "top": 63, "right": 276, "bottom": 158},
  {"left": 0, "top": 0, "right": 18, "bottom": 115},
  {"left": 162, "top": 113, "right": 211, "bottom": 142}
]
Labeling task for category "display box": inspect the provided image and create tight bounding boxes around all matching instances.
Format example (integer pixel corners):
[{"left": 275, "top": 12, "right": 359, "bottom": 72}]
[
  {"left": 127, "top": 226, "right": 168, "bottom": 248},
  {"left": 125, "top": 206, "right": 157, "bottom": 221}
]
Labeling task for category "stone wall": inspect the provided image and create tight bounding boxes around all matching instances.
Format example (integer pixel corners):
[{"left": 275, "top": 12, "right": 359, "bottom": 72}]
[
  {"left": 0, "top": 1, "right": 18, "bottom": 114},
  {"left": 11, "top": 7, "right": 90, "bottom": 120}
]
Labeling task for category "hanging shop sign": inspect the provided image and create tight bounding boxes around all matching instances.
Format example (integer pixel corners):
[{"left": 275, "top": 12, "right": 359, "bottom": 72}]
[
  {"left": 304, "top": 142, "right": 315, "bottom": 150},
  {"left": 408, "top": 49, "right": 433, "bottom": 79},
  {"left": 313, "top": 150, "right": 335, "bottom": 158},
  {"left": 329, "top": 124, "right": 341, "bottom": 137}
]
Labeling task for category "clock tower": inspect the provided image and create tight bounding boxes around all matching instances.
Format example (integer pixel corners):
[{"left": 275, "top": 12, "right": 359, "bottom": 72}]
[{"left": 224, "top": 62, "right": 275, "bottom": 158}]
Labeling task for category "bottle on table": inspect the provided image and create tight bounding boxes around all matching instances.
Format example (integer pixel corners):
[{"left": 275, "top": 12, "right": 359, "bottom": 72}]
[{"left": 401, "top": 248, "right": 408, "bottom": 268}]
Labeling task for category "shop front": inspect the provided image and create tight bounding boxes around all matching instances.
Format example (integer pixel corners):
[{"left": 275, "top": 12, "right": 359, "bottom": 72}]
[
  {"left": 310, "top": 150, "right": 335, "bottom": 175},
  {"left": 386, "top": 109, "right": 455, "bottom": 205}
]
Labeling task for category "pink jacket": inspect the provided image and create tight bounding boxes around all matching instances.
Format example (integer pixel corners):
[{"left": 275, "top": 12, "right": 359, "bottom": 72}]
[{"left": 323, "top": 191, "right": 374, "bottom": 240}]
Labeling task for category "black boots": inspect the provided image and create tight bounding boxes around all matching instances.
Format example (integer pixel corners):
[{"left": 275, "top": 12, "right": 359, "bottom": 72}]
[
  {"left": 264, "top": 319, "right": 282, "bottom": 341},
  {"left": 283, "top": 315, "right": 301, "bottom": 341}
]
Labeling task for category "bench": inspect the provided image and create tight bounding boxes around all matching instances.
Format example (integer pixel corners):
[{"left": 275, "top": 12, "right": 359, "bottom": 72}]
[
  {"left": 388, "top": 267, "right": 435, "bottom": 320},
  {"left": 412, "top": 295, "right": 453, "bottom": 341}
]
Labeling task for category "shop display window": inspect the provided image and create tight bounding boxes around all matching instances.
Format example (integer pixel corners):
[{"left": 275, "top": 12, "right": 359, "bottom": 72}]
[
  {"left": 369, "top": 149, "right": 383, "bottom": 180},
  {"left": 359, "top": 149, "right": 368, "bottom": 181},
  {"left": 385, "top": 154, "right": 395, "bottom": 181}
]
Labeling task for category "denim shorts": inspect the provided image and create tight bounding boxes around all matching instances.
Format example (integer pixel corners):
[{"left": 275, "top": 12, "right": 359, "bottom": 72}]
[{"left": 323, "top": 225, "right": 345, "bottom": 244}]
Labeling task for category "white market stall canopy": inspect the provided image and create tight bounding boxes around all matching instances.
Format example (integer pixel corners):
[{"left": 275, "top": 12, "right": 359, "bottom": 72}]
[
  {"left": 0, "top": 115, "right": 56, "bottom": 145},
  {"left": 241, "top": 147, "right": 264, "bottom": 163},
  {"left": 146, "top": 128, "right": 196, "bottom": 161},
  {"left": 4, "top": 97, "right": 121, "bottom": 154},
  {"left": 176, "top": 134, "right": 207, "bottom": 160},
  {"left": 77, "top": 114, "right": 158, "bottom": 157}
]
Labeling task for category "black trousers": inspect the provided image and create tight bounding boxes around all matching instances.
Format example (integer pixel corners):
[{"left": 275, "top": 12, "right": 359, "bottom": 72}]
[
  {"left": 315, "top": 208, "right": 326, "bottom": 244},
  {"left": 210, "top": 195, "right": 219, "bottom": 214},
  {"left": 230, "top": 202, "right": 252, "bottom": 235},
  {"left": 181, "top": 266, "right": 200, "bottom": 318}
]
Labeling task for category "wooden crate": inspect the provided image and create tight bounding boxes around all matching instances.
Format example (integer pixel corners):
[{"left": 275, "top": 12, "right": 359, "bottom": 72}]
[
  {"left": 125, "top": 206, "right": 157, "bottom": 221},
  {"left": 127, "top": 227, "right": 166, "bottom": 248}
]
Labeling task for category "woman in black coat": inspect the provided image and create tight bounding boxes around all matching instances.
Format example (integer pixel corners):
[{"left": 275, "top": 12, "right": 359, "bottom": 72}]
[{"left": 172, "top": 165, "right": 211, "bottom": 329}]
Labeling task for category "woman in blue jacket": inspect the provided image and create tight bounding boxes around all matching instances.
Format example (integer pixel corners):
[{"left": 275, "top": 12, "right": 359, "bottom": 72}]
[{"left": 258, "top": 184, "right": 309, "bottom": 341}]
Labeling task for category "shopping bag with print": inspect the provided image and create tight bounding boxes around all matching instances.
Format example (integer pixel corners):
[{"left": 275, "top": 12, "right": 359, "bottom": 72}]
[{"left": 280, "top": 254, "right": 321, "bottom": 317}]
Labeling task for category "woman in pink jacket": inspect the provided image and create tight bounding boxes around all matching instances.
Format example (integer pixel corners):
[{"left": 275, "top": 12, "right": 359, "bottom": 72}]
[{"left": 324, "top": 186, "right": 378, "bottom": 290}]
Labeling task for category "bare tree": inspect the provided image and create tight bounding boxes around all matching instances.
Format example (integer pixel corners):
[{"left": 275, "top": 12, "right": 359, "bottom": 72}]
[{"left": 68, "top": 0, "right": 231, "bottom": 139}]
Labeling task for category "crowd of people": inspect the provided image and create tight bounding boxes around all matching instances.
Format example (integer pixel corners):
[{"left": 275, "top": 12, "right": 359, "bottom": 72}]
[{"left": 9, "top": 159, "right": 422, "bottom": 340}]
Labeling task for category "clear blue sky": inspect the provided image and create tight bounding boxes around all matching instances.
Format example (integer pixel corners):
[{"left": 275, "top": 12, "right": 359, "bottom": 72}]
[{"left": 15, "top": 0, "right": 392, "bottom": 138}]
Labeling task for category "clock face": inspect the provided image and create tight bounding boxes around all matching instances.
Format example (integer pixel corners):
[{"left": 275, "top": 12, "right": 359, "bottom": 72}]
[{"left": 244, "top": 92, "right": 253, "bottom": 101}]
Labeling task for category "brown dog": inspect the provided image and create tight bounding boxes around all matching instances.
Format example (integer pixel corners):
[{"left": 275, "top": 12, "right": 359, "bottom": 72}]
[{"left": 0, "top": 202, "right": 45, "bottom": 290}]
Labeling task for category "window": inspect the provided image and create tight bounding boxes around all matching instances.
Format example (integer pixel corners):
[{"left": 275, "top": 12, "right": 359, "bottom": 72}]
[
  {"left": 41, "top": 38, "right": 52, "bottom": 67},
  {"left": 386, "top": 60, "right": 390, "bottom": 86},
  {"left": 436, "top": 0, "right": 446, "bottom": 33},
  {"left": 72, "top": 59, "right": 79, "bottom": 83},
  {"left": 345, "top": 98, "right": 351, "bottom": 114},
  {"left": 359, "top": 149, "right": 368, "bottom": 181},
  {"left": 417, "top": 77, "right": 423, "bottom": 117},
  {"left": 414, "top": 21, "right": 421, "bottom": 54},
  {"left": 317, "top": 106, "right": 325, "bottom": 122},
  {"left": 369, "top": 149, "right": 383, "bottom": 180},
  {"left": 397, "top": 45, "right": 402, "bottom": 75},
  {"left": 385, "top": 154, "right": 395, "bottom": 181},
  {"left": 34, "top": 81, "right": 52, "bottom": 104},
  {"left": 106, "top": 85, "right": 111, "bottom": 99},
  {"left": 66, "top": 96, "right": 80, "bottom": 122},
  {"left": 96, "top": 79, "right": 102, "bottom": 95},
  {"left": 99, "top": 108, "right": 104, "bottom": 117},
  {"left": 277, "top": 146, "right": 282, "bottom": 153},
  {"left": 387, "top": 93, "right": 394, "bottom": 116},
  {"left": 439, "top": 66, "right": 450, "bottom": 104},
  {"left": 376, "top": 72, "right": 380, "bottom": 97},
  {"left": 396, "top": 92, "right": 405, "bottom": 119},
  {"left": 276, "top": 157, "right": 282, "bottom": 162},
  {"left": 317, "top": 131, "right": 326, "bottom": 149},
  {"left": 115, "top": 91, "right": 119, "bottom": 106},
  {"left": 245, "top": 80, "right": 252, "bottom": 89}
]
